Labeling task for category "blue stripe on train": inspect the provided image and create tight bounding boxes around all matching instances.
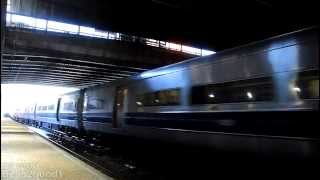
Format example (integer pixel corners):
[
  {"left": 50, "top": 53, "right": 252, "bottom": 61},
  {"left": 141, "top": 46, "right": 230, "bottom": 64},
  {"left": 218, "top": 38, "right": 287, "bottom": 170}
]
[
  {"left": 37, "top": 112, "right": 56, "bottom": 118},
  {"left": 83, "top": 112, "right": 112, "bottom": 123},
  {"left": 59, "top": 113, "right": 77, "bottom": 121},
  {"left": 57, "top": 112, "right": 113, "bottom": 123}
]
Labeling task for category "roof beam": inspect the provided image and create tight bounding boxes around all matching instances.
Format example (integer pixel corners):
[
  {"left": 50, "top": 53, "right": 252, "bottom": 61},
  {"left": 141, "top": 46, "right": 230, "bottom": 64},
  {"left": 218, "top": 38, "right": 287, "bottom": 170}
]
[{"left": 2, "top": 59, "right": 137, "bottom": 76}]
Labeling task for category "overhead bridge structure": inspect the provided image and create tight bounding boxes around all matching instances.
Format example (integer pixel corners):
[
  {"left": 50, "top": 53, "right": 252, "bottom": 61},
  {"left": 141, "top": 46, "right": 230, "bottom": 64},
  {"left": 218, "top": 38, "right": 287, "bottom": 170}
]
[{"left": 1, "top": 15, "right": 199, "bottom": 88}]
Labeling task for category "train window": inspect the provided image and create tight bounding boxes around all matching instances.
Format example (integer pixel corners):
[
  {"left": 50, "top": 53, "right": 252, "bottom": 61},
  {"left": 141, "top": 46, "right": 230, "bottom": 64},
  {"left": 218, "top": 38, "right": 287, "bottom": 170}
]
[
  {"left": 137, "top": 88, "right": 180, "bottom": 106},
  {"left": 63, "top": 102, "right": 75, "bottom": 111},
  {"left": 42, "top": 106, "right": 48, "bottom": 111},
  {"left": 192, "top": 77, "right": 274, "bottom": 104},
  {"left": 293, "top": 70, "right": 319, "bottom": 99},
  {"left": 86, "top": 98, "right": 105, "bottom": 111},
  {"left": 48, "top": 105, "right": 55, "bottom": 110},
  {"left": 37, "top": 106, "right": 41, "bottom": 111}
]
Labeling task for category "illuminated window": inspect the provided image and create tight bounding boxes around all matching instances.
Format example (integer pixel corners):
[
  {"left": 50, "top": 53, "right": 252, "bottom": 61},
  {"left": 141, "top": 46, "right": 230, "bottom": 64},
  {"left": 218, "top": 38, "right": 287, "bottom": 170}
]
[
  {"left": 137, "top": 88, "right": 180, "bottom": 106},
  {"left": 35, "top": 18, "right": 47, "bottom": 30},
  {"left": 146, "top": 38, "right": 159, "bottom": 47},
  {"left": 80, "top": 26, "right": 95, "bottom": 36},
  {"left": 182, "top": 45, "right": 201, "bottom": 55},
  {"left": 166, "top": 42, "right": 182, "bottom": 51},
  {"left": 159, "top": 41, "right": 166, "bottom": 48},
  {"left": 95, "top": 29, "right": 109, "bottom": 38},
  {"left": 47, "top": 21, "right": 79, "bottom": 34},
  {"left": 63, "top": 102, "right": 75, "bottom": 111},
  {"left": 108, "top": 32, "right": 120, "bottom": 40},
  {"left": 11, "top": 14, "right": 35, "bottom": 28},
  {"left": 42, "top": 106, "right": 48, "bottom": 111},
  {"left": 85, "top": 98, "right": 105, "bottom": 111},
  {"left": 192, "top": 77, "right": 274, "bottom": 104},
  {"left": 6, "top": 0, "right": 11, "bottom": 12},
  {"left": 48, "top": 105, "right": 55, "bottom": 110},
  {"left": 6, "top": 13, "right": 11, "bottom": 25},
  {"left": 201, "top": 49, "right": 216, "bottom": 56}
]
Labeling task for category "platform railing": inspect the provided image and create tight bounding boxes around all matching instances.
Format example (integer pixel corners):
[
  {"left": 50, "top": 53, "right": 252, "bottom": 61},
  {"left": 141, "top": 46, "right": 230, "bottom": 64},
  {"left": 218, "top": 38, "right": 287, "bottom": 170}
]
[{"left": 5, "top": 12, "right": 215, "bottom": 57}]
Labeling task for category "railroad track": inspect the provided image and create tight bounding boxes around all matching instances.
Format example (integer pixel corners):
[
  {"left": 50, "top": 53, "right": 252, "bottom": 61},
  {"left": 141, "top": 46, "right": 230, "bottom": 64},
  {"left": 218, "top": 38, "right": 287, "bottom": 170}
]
[
  {"left": 25, "top": 124, "right": 153, "bottom": 180},
  {"left": 14, "top": 119, "right": 318, "bottom": 180}
]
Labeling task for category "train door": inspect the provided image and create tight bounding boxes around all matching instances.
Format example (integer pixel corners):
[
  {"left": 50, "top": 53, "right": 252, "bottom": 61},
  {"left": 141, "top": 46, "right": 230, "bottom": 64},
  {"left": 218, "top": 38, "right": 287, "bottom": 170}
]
[
  {"left": 76, "top": 90, "right": 85, "bottom": 133},
  {"left": 112, "top": 86, "right": 128, "bottom": 128},
  {"left": 56, "top": 98, "right": 61, "bottom": 121},
  {"left": 33, "top": 104, "right": 38, "bottom": 121}
]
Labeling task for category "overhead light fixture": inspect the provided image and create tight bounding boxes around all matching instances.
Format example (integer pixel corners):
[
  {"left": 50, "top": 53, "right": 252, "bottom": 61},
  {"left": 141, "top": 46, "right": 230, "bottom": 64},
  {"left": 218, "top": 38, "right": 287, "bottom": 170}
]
[
  {"left": 247, "top": 92, "right": 253, "bottom": 99},
  {"left": 292, "top": 87, "right": 301, "bottom": 93}
]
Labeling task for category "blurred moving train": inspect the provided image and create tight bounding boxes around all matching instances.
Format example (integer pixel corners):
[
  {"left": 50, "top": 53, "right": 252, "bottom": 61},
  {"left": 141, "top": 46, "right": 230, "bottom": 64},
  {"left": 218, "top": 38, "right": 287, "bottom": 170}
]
[{"left": 13, "top": 27, "right": 319, "bottom": 158}]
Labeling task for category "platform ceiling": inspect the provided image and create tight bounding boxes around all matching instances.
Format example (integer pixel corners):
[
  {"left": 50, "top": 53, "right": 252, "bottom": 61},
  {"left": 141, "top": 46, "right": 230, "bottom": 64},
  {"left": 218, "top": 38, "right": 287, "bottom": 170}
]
[
  {"left": 1, "top": 0, "right": 318, "bottom": 88},
  {"left": 9, "top": 0, "right": 318, "bottom": 50}
]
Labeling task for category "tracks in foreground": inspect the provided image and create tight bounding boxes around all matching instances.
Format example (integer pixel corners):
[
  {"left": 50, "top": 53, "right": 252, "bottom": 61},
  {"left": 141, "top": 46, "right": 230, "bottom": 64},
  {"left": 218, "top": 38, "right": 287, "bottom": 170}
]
[
  {"left": 25, "top": 122, "right": 319, "bottom": 180},
  {"left": 27, "top": 125, "right": 158, "bottom": 180}
]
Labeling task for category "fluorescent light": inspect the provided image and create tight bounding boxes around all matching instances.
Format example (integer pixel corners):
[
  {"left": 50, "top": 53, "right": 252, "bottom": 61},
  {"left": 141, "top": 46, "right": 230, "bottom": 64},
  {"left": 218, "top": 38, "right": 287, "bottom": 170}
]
[
  {"left": 247, "top": 92, "right": 253, "bottom": 99},
  {"left": 292, "top": 87, "right": 301, "bottom": 92}
]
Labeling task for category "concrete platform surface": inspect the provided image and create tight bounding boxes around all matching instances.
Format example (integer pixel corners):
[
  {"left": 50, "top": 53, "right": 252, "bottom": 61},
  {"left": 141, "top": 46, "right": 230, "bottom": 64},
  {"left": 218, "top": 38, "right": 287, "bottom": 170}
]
[{"left": 1, "top": 118, "right": 113, "bottom": 180}]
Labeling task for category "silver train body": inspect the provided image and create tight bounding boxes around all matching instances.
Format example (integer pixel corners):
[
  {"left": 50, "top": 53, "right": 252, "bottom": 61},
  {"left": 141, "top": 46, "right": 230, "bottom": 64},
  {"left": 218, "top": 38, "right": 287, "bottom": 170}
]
[{"left": 15, "top": 27, "right": 319, "bottom": 157}]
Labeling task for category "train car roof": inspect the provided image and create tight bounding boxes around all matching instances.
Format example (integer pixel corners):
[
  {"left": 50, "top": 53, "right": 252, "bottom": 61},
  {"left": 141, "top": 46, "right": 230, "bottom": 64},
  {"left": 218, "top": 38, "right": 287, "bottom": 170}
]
[
  {"left": 83, "top": 26, "right": 318, "bottom": 90},
  {"left": 127, "top": 26, "right": 318, "bottom": 80}
]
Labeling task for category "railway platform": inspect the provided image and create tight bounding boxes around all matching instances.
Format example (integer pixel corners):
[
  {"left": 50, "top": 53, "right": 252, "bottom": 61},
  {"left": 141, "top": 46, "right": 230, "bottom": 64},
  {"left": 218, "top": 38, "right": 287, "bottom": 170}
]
[{"left": 1, "top": 117, "right": 113, "bottom": 180}]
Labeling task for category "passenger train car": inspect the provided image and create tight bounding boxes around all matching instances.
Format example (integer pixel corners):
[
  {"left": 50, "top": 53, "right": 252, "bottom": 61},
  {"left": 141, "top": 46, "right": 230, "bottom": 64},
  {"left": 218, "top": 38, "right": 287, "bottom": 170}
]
[{"left": 13, "top": 27, "right": 319, "bottom": 158}]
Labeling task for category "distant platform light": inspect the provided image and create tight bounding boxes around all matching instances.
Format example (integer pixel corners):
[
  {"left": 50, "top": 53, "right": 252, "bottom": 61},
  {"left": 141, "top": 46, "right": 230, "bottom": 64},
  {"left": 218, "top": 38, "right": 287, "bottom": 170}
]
[{"left": 208, "top": 93, "right": 215, "bottom": 98}]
